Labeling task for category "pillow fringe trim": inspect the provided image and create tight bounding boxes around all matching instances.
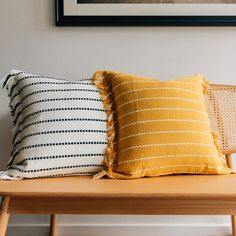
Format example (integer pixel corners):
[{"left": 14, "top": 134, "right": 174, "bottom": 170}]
[
  {"left": 1, "top": 73, "right": 13, "bottom": 89},
  {"left": 92, "top": 71, "right": 116, "bottom": 179},
  {"left": 198, "top": 74, "right": 210, "bottom": 95},
  {"left": 1, "top": 70, "right": 24, "bottom": 89},
  {"left": 0, "top": 77, "right": 6, "bottom": 88}
]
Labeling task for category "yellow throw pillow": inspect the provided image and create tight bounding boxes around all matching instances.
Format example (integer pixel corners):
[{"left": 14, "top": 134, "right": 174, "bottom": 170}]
[{"left": 93, "top": 71, "right": 232, "bottom": 179}]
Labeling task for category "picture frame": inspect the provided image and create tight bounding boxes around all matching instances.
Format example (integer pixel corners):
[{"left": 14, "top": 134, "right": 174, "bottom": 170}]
[{"left": 55, "top": 0, "right": 236, "bottom": 26}]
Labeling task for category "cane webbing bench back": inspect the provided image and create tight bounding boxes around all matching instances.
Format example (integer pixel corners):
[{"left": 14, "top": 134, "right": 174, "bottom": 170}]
[{"left": 206, "top": 84, "right": 236, "bottom": 154}]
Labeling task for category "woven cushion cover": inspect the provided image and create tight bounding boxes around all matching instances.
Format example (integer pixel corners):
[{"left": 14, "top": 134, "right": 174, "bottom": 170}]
[
  {"left": 93, "top": 71, "right": 231, "bottom": 179},
  {"left": 2, "top": 70, "right": 107, "bottom": 178}
]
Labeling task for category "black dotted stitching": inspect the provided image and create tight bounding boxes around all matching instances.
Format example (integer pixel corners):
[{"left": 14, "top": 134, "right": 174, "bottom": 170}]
[
  {"left": 10, "top": 80, "right": 93, "bottom": 97},
  {"left": 21, "top": 141, "right": 107, "bottom": 149},
  {"left": 12, "top": 97, "right": 102, "bottom": 116},
  {"left": 8, "top": 164, "right": 104, "bottom": 173},
  {"left": 13, "top": 118, "right": 107, "bottom": 142},
  {"left": 15, "top": 107, "right": 106, "bottom": 126},
  {"left": 7, "top": 73, "right": 91, "bottom": 95},
  {"left": 10, "top": 88, "right": 99, "bottom": 107},
  {"left": 20, "top": 153, "right": 104, "bottom": 162},
  {"left": 11, "top": 141, "right": 107, "bottom": 162},
  {"left": 9, "top": 76, "right": 62, "bottom": 96},
  {"left": 13, "top": 129, "right": 107, "bottom": 148},
  {"left": 10, "top": 171, "right": 99, "bottom": 178}
]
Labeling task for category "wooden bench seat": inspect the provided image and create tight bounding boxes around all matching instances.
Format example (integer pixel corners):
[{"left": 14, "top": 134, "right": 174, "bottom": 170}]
[
  {"left": 1, "top": 174, "right": 236, "bottom": 200},
  {"left": 1, "top": 175, "right": 236, "bottom": 214},
  {"left": 1, "top": 174, "right": 236, "bottom": 235}
]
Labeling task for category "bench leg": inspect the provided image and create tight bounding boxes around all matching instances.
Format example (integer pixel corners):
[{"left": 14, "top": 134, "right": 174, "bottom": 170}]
[
  {"left": 226, "top": 154, "right": 236, "bottom": 236},
  {"left": 50, "top": 214, "right": 57, "bottom": 236},
  {"left": 232, "top": 215, "right": 236, "bottom": 236},
  {"left": 0, "top": 197, "right": 10, "bottom": 236}
]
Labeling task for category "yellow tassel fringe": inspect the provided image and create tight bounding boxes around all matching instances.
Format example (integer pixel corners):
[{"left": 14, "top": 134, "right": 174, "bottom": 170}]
[{"left": 92, "top": 71, "right": 116, "bottom": 179}]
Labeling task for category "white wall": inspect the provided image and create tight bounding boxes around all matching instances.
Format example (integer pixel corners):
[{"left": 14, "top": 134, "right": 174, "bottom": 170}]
[{"left": 1, "top": 0, "right": 236, "bottom": 235}]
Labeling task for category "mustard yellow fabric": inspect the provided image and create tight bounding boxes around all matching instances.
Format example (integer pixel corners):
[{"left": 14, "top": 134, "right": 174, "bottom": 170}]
[{"left": 93, "top": 71, "right": 231, "bottom": 179}]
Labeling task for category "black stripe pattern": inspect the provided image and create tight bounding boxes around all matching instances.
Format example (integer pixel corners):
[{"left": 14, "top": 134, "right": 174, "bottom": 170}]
[
  {"left": 13, "top": 118, "right": 107, "bottom": 142},
  {"left": 12, "top": 97, "right": 102, "bottom": 116},
  {"left": 3, "top": 70, "right": 107, "bottom": 178}
]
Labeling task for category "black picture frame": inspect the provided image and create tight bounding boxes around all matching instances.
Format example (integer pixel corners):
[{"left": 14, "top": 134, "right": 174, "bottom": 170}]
[{"left": 55, "top": 0, "right": 236, "bottom": 26}]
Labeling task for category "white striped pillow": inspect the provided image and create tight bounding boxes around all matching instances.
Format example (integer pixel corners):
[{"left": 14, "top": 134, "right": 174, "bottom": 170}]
[{"left": 2, "top": 70, "right": 107, "bottom": 178}]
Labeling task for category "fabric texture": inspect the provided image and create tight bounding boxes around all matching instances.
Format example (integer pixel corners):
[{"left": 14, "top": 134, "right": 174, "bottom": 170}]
[
  {"left": 2, "top": 70, "right": 107, "bottom": 178},
  {"left": 93, "top": 70, "right": 232, "bottom": 179}
]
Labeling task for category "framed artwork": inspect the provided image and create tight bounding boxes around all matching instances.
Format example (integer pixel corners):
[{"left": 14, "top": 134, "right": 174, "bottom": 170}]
[{"left": 55, "top": 0, "right": 236, "bottom": 26}]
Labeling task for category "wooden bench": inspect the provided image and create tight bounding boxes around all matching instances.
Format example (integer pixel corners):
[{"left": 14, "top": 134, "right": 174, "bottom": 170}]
[{"left": 1, "top": 84, "right": 236, "bottom": 236}]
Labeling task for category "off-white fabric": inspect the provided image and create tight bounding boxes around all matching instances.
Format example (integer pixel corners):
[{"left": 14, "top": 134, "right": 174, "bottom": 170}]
[{"left": 2, "top": 70, "right": 107, "bottom": 178}]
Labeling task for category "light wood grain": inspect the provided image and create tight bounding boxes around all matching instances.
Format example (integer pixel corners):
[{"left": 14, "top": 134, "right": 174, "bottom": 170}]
[
  {"left": 7, "top": 196, "right": 236, "bottom": 215},
  {"left": 50, "top": 214, "right": 56, "bottom": 236},
  {"left": 1, "top": 175, "right": 236, "bottom": 198},
  {"left": 1, "top": 175, "right": 236, "bottom": 233},
  {"left": 0, "top": 197, "right": 10, "bottom": 236}
]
